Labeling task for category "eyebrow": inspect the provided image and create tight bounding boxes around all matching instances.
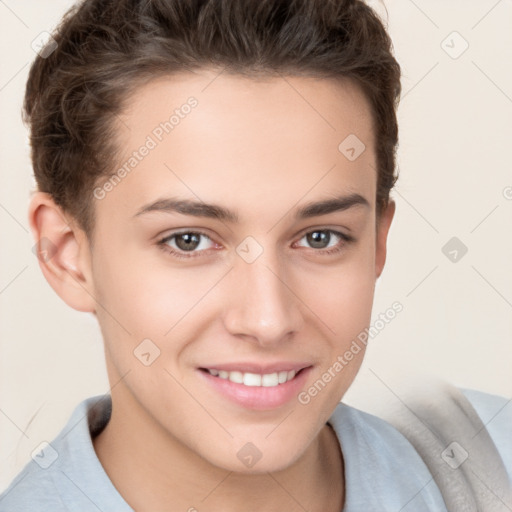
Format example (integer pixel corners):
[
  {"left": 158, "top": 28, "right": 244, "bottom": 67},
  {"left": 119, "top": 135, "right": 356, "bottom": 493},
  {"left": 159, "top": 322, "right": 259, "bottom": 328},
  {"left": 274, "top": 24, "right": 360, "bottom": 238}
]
[{"left": 133, "top": 193, "right": 370, "bottom": 223}]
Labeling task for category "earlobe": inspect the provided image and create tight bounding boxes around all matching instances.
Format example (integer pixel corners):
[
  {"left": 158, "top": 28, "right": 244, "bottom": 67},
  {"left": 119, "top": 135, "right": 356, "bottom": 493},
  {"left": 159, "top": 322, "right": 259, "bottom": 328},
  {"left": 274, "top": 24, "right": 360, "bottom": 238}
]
[
  {"left": 28, "top": 192, "right": 96, "bottom": 313},
  {"left": 375, "top": 199, "right": 395, "bottom": 279}
]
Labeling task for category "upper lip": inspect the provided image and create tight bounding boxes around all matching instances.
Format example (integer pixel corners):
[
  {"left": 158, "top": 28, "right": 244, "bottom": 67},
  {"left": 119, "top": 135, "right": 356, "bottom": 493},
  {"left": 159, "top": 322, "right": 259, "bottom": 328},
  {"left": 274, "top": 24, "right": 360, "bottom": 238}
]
[{"left": 199, "top": 362, "right": 312, "bottom": 374}]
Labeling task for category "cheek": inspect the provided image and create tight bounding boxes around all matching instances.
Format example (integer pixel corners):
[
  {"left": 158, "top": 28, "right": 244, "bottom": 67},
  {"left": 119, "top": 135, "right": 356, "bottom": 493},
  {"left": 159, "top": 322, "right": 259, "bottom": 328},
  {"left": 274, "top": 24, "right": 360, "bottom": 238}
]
[
  {"left": 92, "top": 240, "right": 198, "bottom": 328},
  {"left": 91, "top": 242, "right": 226, "bottom": 367},
  {"left": 296, "top": 242, "right": 375, "bottom": 403},
  {"left": 298, "top": 246, "right": 376, "bottom": 336}
]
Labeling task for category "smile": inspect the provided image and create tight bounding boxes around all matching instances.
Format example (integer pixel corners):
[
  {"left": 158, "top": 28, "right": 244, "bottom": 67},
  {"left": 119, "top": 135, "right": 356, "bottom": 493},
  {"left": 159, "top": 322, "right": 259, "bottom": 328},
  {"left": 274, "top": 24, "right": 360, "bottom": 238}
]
[
  {"left": 198, "top": 365, "right": 312, "bottom": 410},
  {"left": 205, "top": 369, "right": 298, "bottom": 387}
]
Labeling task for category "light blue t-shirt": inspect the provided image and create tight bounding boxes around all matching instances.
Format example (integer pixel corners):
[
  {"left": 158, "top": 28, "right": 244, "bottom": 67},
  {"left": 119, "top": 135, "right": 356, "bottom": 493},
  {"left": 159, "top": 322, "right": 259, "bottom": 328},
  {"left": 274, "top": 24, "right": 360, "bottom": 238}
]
[{"left": 0, "top": 389, "right": 510, "bottom": 511}]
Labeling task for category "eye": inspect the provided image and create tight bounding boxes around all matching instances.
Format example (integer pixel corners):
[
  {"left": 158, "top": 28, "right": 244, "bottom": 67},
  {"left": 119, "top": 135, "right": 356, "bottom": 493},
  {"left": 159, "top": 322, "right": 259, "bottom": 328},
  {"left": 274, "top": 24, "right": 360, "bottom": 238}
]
[
  {"left": 157, "top": 230, "right": 217, "bottom": 259},
  {"left": 294, "top": 229, "right": 353, "bottom": 255},
  {"left": 157, "top": 228, "right": 354, "bottom": 260}
]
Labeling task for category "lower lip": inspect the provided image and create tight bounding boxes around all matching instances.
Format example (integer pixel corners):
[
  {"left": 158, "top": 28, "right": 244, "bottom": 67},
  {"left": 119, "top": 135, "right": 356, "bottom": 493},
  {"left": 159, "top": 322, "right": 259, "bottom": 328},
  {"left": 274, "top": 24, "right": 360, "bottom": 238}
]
[{"left": 197, "top": 367, "right": 312, "bottom": 411}]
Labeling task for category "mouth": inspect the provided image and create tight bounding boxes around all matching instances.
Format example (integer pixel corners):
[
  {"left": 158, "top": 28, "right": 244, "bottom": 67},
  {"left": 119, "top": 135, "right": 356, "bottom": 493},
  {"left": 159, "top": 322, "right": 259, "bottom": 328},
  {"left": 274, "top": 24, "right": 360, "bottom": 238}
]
[
  {"left": 199, "top": 367, "right": 306, "bottom": 387},
  {"left": 197, "top": 364, "right": 313, "bottom": 410}
]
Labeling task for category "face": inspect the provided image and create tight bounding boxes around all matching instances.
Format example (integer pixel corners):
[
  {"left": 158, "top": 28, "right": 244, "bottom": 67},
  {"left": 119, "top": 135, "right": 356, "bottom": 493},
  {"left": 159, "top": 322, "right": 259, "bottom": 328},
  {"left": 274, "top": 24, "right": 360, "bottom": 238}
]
[{"left": 83, "top": 70, "right": 393, "bottom": 473}]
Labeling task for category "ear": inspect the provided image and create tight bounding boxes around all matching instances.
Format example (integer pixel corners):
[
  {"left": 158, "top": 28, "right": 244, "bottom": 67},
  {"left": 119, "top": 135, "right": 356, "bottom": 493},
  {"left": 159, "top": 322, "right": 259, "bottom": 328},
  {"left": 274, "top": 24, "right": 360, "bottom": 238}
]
[
  {"left": 28, "top": 191, "right": 96, "bottom": 313},
  {"left": 375, "top": 199, "right": 395, "bottom": 279}
]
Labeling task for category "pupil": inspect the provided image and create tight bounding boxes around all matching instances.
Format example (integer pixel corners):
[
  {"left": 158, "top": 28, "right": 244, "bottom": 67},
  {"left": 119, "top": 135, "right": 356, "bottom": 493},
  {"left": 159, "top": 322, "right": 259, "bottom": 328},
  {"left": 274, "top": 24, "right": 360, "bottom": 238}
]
[
  {"left": 176, "top": 233, "right": 200, "bottom": 251},
  {"left": 308, "top": 231, "right": 329, "bottom": 248}
]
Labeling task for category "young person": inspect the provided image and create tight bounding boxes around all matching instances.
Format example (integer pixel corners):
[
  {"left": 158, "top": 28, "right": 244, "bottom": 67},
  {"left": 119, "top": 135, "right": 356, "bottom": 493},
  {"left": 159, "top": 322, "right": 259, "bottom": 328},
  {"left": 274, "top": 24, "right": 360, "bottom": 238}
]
[{"left": 1, "top": 0, "right": 510, "bottom": 510}]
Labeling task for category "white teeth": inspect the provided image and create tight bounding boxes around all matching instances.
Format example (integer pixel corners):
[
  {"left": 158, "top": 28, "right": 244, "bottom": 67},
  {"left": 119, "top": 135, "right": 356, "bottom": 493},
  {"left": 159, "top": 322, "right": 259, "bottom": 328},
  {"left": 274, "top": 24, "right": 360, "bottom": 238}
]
[
  {"left": 262, "top": 373, "right": 279, "bottom": 387},
  {"left": 206, "top": 368, "right": 300, "bottom": 387},
  {"left": 243, "top": 373, "right": 262, "bottom": 387},
  {"left": 229, "top": 371, "right": 244, "bottom": 384}
]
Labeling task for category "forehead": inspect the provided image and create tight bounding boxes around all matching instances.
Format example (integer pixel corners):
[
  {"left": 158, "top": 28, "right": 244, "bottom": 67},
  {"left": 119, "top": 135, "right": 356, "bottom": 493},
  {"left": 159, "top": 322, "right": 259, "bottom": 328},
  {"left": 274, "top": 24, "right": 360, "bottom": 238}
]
[
  {"left": 97, "top": 70, "right": 377, "bottom": 226},
  {"left": 117, "top": 70, "right": 375, "bottom": 156}
]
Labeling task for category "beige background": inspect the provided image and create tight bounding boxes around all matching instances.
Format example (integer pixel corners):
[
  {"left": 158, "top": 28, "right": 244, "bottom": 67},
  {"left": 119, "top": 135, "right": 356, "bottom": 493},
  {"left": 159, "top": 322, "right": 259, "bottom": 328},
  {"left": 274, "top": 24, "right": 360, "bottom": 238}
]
[{"left": 1, "top": 0, "right": 511, "bottom": 491}]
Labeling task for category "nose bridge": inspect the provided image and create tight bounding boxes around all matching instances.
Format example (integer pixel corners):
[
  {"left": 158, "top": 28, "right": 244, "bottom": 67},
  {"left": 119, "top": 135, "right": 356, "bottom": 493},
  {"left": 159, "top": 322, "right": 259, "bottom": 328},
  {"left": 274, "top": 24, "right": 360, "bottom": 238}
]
[{"left": 223, "top": 241, "right": 303, "bottom": 345}]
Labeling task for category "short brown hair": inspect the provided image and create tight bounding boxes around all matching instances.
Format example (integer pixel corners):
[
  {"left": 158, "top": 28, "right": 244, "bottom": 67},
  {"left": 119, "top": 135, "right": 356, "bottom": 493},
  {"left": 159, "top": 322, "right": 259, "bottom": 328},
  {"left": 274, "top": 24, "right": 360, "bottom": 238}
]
[{"left": 23, "top": 0, "right": 401, "bottom": 239}]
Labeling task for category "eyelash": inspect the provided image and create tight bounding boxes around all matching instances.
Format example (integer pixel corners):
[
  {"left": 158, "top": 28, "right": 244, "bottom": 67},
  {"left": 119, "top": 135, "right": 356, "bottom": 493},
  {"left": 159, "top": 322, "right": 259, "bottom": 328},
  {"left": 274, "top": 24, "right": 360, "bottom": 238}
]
[{"left": 156, "top": 228, "right": 354, "bottom": 260}]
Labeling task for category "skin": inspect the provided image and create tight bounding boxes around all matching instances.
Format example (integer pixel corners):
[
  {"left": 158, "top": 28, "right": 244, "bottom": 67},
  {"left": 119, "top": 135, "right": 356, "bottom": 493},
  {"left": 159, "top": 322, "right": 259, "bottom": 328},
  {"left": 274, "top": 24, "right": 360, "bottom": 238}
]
[{"left": 29, "top": 69, "right": 395, "bottom": 512}]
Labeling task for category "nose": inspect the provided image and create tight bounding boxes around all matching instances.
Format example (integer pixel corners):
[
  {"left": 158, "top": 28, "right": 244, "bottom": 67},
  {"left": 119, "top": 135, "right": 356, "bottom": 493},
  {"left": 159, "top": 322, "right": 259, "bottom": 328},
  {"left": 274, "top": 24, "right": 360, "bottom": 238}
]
[{"left": 222, "top": 248, "right": 304, "bottom": 347}]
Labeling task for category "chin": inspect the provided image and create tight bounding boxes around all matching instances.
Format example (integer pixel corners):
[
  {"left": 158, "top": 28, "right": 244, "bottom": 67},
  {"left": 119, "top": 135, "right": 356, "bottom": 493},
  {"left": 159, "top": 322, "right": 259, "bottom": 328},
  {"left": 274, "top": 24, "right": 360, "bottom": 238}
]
[{"left": 201, "top": 437, "right": 308, "bottom": 475}]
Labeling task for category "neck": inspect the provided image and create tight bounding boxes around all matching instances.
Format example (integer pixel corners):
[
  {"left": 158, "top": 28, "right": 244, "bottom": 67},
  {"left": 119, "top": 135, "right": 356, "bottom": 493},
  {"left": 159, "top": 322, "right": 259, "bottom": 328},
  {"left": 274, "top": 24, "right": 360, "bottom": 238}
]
[{"left": 93, "top": 389, "right": 344, "bottom": 512}]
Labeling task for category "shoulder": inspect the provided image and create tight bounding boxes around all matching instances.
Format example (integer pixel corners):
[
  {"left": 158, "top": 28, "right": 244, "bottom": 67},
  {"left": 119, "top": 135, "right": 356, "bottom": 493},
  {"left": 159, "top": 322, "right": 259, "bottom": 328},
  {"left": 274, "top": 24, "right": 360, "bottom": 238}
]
[
  {"left": 330, "top": 400, "right": 417, "bottom": 456},
  {"left": 330, "top": 401, "right": 437, "bottom": 470},
  {"left": 0, "top": 395, "right": 127, "bottom": 512},
  {"left": 0, "top": 445, "right": 70, "bottom": 511},
  {"left": 461, "top": 388, "right": 512, "bottom": 479},
  {"left": 328, "top": 402, "right": 448, "bottom": 511},
  {"left": 328, "top": 386, "right": 512, "bottom": 511}
]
